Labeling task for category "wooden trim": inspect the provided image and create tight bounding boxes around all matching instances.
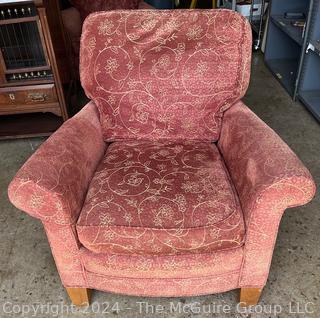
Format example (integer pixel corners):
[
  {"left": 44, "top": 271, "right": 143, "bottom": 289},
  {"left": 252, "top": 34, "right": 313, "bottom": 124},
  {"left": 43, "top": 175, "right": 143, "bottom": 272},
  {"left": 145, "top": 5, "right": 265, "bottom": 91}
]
[
  {"left": 37, "top": 6, "right": 68, "bottom": 120},
  {"left": 0, "top": 83, "right": 54, "bottom": 92},
  {"left": 42, "top": 0, "right": 74, "bottom": 85},
  {"left": 0, "top": 48, "right": 7, "bottom": 84},
  {"left": 0, "top": 104, "right": 61, "bottom": 116},
  {"left": 0, "top": 16, "right": 37, "bottom": 25},
  {"left": 239, "top": 288, "right": 263, "bottom": 307},
  {"left": 36, "top": 16, "right": 50, "bottom": 67},
  {"left": 66, "top": 288, "right": 91, "bottom": 307},
  {"left": 0, "top": 79, "right": 54, "bottom": 87},
  {"left": 5, "top": 65, "right": 50, "bottom": 74},
  {"left": 0, "top": 1, "right": 33, "bottom": 6}
]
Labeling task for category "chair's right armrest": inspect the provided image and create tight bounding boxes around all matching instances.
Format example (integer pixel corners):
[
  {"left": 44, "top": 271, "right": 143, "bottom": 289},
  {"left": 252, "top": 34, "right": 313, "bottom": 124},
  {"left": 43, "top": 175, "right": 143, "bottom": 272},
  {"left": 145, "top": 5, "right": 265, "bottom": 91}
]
[
  {"left": 8, "top": 101, "right": 107, "bottom": 225},
  {"left": 218, "top": 101, "right": 316, "bottom": 287},
  {"left": 218, "top": 101, "right": 316, "bottom": 223}
]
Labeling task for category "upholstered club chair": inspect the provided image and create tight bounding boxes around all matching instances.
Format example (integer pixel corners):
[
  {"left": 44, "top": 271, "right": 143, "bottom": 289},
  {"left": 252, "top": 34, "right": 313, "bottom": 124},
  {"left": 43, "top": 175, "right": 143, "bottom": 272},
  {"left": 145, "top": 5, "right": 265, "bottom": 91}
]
[{"left": 8, "top": 9, "right": 315, "bottom": 306}]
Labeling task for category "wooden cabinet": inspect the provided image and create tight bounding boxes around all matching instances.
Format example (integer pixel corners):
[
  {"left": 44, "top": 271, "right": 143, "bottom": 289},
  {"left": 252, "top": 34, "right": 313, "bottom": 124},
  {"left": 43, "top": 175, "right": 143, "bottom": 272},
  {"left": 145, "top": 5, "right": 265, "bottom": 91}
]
[
  {"left": 0, "top": 84, "right": 59, "bottom": 115},
  {"left": 0, "top": 0, "right": 74, "bottom": 139}
]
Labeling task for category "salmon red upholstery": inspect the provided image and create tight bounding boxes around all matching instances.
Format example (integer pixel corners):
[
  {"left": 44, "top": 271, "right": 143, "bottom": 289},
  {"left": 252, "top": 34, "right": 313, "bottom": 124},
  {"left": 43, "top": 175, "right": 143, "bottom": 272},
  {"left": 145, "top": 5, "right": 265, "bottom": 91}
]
[
  {"left": 80, "top": 10, "right": 252, "bottom": 142},
  {"left": 8, "top": 9, "right": 315, "bottom": 301},
  {"left": 77, "top": 141, "right": 245, "bottom": 255}
]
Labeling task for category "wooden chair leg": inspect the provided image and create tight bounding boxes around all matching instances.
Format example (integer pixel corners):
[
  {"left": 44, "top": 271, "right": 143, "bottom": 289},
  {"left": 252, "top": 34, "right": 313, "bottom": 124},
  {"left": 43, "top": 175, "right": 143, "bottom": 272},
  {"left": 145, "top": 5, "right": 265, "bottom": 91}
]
[
  {"left": 66, "top": 288, "right": 91, "bottom": 306},
  {"left": 239, "top": 288, "right": 263, "bottom": 307}
]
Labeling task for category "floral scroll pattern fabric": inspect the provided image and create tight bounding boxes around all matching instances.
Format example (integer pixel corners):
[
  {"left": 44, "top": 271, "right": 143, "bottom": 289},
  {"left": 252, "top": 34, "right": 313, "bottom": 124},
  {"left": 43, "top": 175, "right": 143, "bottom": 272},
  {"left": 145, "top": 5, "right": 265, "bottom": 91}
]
[
  {"left": 81, "top": 246, "right": 243, "bottom": 279},
  {"left": 218, "top": 101, "right": 316, "bottom": 287},
  {"left": 80, "top": 10, "right": 252, "bottom": 142},
  {"left": 77, "top": 140, "right": 245, "bottom": 255},
  {"left": 81, "top": 247, "right": 242, "bottom": 297},
  {"left": 8, "top": 103, "right": 106, "bottom": 225},
  {"left": 7, "top": 8, "right": 316, "bottom": 298}
]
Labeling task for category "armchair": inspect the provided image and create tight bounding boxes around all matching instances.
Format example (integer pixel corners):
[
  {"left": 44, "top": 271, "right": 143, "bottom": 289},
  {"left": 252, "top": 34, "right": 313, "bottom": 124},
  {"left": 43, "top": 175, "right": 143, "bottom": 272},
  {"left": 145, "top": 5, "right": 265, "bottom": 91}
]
[{"left": 8, "top": 10, "right": 315, "bottom": 306}]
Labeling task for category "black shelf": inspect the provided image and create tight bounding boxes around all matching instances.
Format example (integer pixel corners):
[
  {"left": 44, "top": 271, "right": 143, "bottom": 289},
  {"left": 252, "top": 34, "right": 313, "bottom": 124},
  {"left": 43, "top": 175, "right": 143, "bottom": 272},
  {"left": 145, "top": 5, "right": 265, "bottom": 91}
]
[
  {"left": 298, "top": 0, "right": 320, "bottom": 122},
  {"left": 299, "top": 90, "right": 320, "bottom": 121},
  {"left": 265, "top": 0, "right": 320, "bottom": 122},
  {"left": 265, "top": 58, "right": 298, "bottom": 96},
  {"left": 265, "top": 0, "right": 313, "bottom": 100},
  {"left": 270, "top": 15, "right": 305, "bottom": 46}
]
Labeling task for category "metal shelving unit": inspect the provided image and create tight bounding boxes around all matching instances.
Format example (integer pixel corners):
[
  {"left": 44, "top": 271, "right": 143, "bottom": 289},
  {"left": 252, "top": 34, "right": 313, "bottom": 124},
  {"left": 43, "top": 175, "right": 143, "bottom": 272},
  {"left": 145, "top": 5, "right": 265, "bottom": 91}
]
[
  {"left": 249, "top": 0, "right": 268, "bottom": 50},
  {"left": 264, "top": 0, "right": 313, "bottom": 99},
  {"left": 219, "top": 1, "right": 269, "bottom": 50},
  {"left": 298, "top": 0, "right": 320, "bottom": 122},
  {"left": 217, "top": 0, "right": 237, "bottom": 10},
  {"left": 269, "top": 15, "right": 305, "bottom": 45}
]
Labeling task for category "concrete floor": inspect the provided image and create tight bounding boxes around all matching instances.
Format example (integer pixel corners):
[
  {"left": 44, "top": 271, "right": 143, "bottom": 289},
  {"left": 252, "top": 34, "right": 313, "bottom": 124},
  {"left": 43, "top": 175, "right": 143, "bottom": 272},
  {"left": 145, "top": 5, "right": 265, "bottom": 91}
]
[{"left": 0, "top": 53, "right": 319, "bottom": 318}]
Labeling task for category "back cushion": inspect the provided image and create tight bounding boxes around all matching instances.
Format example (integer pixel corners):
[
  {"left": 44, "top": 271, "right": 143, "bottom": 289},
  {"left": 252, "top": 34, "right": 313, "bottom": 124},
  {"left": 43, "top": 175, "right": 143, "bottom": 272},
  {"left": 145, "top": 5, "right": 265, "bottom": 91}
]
[{"left": 80, "top": 9, "right": 252, "bottom": 142}]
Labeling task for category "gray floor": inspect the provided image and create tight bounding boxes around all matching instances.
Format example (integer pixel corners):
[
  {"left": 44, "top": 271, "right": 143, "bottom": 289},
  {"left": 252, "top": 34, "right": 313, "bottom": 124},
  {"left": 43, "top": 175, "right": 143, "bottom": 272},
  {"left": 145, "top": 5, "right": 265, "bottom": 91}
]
[{"left": 0, "top": 53, "right": 319, "bottom": 318}]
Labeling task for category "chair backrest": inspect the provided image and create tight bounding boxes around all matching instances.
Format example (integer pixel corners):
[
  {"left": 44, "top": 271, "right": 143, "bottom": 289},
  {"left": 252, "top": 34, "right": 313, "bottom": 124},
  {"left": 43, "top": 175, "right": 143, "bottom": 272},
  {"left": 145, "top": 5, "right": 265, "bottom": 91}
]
[{"left": 80, "top": 9, "right": 252, "bottom": 142}]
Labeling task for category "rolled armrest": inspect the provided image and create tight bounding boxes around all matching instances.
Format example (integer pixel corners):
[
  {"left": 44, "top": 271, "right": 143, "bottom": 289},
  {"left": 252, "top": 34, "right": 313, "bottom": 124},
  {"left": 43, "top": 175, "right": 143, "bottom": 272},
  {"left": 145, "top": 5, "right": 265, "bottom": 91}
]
[
  {"left": 8, "top": 102, "right": 107, "bottom": 225},
  {"left": 218, "top": 101, "right": 315, "bottom": 222},
  {"left": 218, "top": 101, "right": 316, "bottom": 286}
]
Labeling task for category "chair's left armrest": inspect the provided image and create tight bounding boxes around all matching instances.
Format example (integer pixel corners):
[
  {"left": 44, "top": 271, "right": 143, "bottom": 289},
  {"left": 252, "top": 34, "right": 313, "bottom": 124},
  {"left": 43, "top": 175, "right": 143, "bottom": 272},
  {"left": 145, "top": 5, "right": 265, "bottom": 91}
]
[
  {"left": 8, "top": 101, "right": 107, "bottom": 225},
  {"left": 218, "top": 101, "right": 316, "bottom": 286}
]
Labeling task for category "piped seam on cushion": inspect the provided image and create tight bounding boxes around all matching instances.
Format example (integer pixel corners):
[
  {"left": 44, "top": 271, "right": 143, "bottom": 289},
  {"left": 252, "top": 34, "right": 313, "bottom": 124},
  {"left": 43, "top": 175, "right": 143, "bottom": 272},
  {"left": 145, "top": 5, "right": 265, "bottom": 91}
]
[
  {"left": 83, "top": 267, "right": 242, "bottom": 281},
  {"left": 76, "top": 206, "right": 244, "bottom": 229}
]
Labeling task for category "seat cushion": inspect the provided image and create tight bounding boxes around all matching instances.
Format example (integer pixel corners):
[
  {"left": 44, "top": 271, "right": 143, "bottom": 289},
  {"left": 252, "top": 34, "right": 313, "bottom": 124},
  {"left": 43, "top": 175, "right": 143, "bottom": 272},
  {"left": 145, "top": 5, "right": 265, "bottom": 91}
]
[
  {"left": 80, "top": 10, "right": 252, "bottom": 142},
  {"left": 77, "top": 141, "right": 245, "bottom": 255}
]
